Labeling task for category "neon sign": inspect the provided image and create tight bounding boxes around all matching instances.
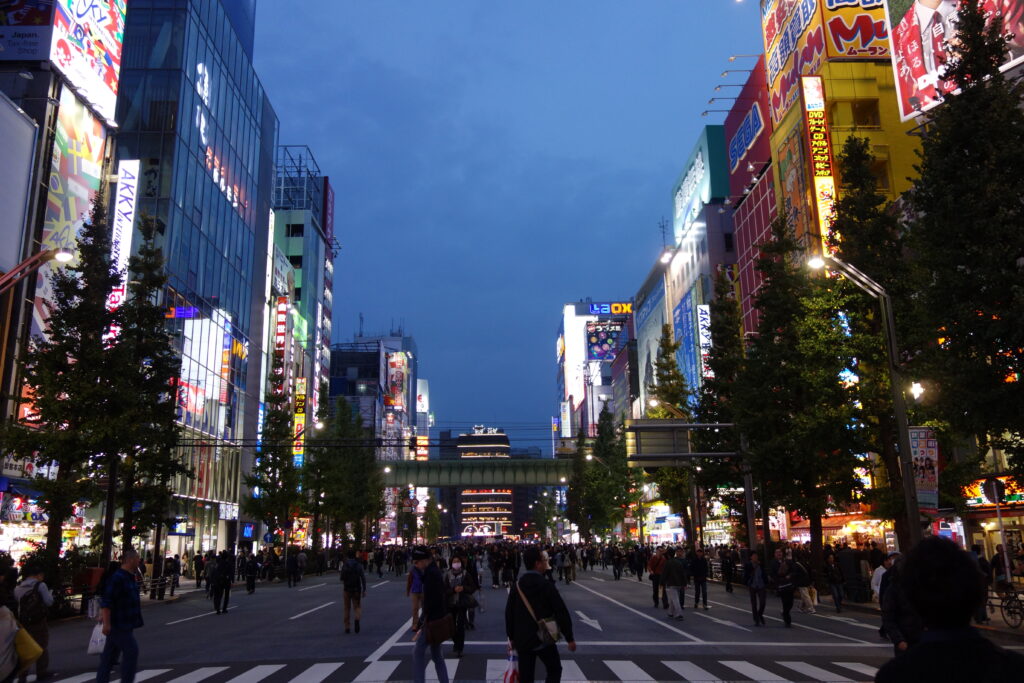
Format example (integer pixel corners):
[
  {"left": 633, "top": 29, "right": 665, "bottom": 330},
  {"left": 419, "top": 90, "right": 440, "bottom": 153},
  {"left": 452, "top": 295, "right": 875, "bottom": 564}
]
[
  {"left": 274, "top": 297, "right": 289, "bottom": 357},
  {"left": 194, "top": 63, "right": 245, "bottom": 215},
  {"left": 588, "top": 302, "right": 632, "bottom": 315},
  {"left": 801, "top": 76, "right": 837, "bottom": 252}
]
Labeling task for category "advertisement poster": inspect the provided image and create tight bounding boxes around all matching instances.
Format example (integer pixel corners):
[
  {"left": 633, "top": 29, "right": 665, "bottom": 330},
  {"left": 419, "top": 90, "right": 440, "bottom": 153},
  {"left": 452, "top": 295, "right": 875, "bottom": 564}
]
[
  {"left": 673, "top": 293, "right": 700, "bottom": 395},
  {"left": 909, "top": 426, "right": 939, "bottom": 514},
  {"left": 724, "top": 57, "right": 773, "bottom": 199},
  {"left": 635, "top": 280, "right": 666, "bottom": 412},
  {"left": 775, "top": 118, "right": 815, "bottom": 246},
  {"left": 32, "top": 87, "right": 107, "bottom": 337},
  {"left": 385, "top": 352, "right": 408, "bottom": 410},
  {"left": 585, "top": 320, "right": 625, "bottom": 362},
  {"left": 883, "top": 0, "right": 1024, "bottom": 120},
  {"left": 0, "top": 0, "right": 53, "bottom": 61},
  {"left": 49, "top": 0, "right": 126, "bottom": 123}
]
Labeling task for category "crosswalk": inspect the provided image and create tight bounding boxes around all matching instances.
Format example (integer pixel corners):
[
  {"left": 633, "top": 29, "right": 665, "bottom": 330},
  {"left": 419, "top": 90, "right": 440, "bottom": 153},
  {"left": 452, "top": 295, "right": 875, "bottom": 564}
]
[{"left": 52, "top": 656, "right": 883, "bottom": 682}]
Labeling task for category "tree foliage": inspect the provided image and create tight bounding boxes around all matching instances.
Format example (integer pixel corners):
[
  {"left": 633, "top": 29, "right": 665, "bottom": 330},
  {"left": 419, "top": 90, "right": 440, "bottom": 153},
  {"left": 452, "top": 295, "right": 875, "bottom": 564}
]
[{"left": 327, "top": 397, "right": 382, "bottom": 544}]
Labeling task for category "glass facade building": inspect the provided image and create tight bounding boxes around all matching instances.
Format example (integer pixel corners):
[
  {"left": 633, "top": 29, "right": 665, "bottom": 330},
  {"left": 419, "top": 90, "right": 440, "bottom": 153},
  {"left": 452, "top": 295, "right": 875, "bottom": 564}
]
[{"left": 116, "top": 0, "right": 278, "bottom": 555}]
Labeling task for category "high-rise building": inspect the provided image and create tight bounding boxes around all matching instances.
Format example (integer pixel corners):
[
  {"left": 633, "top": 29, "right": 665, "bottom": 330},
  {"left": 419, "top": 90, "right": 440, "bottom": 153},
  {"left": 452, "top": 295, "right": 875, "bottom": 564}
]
[
  {"left": 457, "top": 427, "right": 511, "bottom": 538},
  {"left": 115, "top": 0, "right": 279, "bottom": 554}
]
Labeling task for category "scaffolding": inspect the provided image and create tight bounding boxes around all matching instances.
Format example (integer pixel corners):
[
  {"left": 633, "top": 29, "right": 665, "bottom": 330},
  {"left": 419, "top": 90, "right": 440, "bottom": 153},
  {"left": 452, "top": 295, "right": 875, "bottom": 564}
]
[{"left": 274, "top": 145, "right": 323, "bottom": 213}]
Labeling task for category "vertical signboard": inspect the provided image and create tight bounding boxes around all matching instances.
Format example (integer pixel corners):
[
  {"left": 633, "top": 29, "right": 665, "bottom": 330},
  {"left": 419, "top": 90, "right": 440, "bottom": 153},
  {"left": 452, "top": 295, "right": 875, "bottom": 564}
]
[
  {"left": 385, "top": 352, "right": 408, "bottom": 410},
  {"left": 884, "top": 0, "right": 1024, "bottom": 120},
  {"left": 293, "top": 377, "right": 307, "bottom": 468},
  {"left": 673, "top": 293, "right": 700, "bottom": 393},
  {"left": 49, "top": 0, "right": 126, "bottom": 123},
  {"left": 322, "top": 176, "right": 335, "bottom": 243},
  {"left": 697, "top": 304, "right": 714, "bottom": 380},
  {"left": 33, "top": 88, "right": 107, "bottom": 336},
  {"left": 560, "top": 401, "right": 572, "bottom": 438},
  {"left": 724, "top": 57, "right": 773, "bottom": 200},
  {"left": 0, "top": 0, "right": 54, "bottom": 61},
  {"left": 800, "top": 75, "right": 837, "bottom": 252},
  {"left": 909, "top": 426, "right": 939, "bottom": 514},
  {"left": 762, "top": 0, "right": 828, "bottom": 125},
  {"left": 102, "top": 158, "right": 139, "bottom": 341},
  {"left": 416, "top": 378, "right": 430, "bottom": 413},
  {"left": 0, "top": 93, "right": 38, "bottom": 274},
  {"left": 274, "top": 297, "right": 289, "bottom": 357}
]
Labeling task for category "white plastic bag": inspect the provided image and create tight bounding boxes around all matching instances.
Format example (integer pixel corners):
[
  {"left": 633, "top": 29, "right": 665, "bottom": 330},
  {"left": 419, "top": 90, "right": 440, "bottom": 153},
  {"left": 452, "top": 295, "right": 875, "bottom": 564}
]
[
  {"left": 503, "top": 643, "right": 519, "bottom": 683},
  {"left": 87, "top": 623, "right": 105, "bottom": 655}
]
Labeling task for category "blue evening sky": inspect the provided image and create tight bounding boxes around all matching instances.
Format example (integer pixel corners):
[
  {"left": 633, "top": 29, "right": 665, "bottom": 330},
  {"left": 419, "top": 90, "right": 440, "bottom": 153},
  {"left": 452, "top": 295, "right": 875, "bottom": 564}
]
[{"left": 254, "top": 1, "right": 763, "bottom": 452}]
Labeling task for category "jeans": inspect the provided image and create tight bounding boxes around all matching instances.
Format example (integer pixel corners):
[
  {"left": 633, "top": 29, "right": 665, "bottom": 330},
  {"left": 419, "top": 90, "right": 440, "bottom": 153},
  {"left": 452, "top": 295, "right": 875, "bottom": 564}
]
[
  {"left": 651, "top": 575, "right": 667, "bottom": 607},
  {"left": 413, "top": 630, "right": 449, "bottom": 683},
  {"left": 779, "top": 587, "right": 795, "bottom": 625},
  {"left": 518, "top": 643, "right": 562, "bottom": 683},
  {"left": 97, "top": 628, "right": 138, "bottom": 683},
  {"left": 748, "top": 586, "right": 766, "bottom": 623},
  {"left": 693, "top": 579, "right": 708, "bottom": 607},
  {"left": 829, "top": 583, "right": 844, "bottom": 611}
]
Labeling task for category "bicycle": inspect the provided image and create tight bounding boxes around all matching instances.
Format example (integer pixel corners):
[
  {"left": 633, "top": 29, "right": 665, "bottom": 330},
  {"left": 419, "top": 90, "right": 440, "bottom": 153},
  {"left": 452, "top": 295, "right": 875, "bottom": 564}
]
[{"left": 987, "top": 584, "right": 1024, "bottom": 628}]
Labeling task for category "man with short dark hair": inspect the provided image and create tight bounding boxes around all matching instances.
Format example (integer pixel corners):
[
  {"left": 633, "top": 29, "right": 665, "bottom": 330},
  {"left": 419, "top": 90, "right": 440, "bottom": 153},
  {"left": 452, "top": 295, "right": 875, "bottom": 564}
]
[
  {"left": 15, "top": 563, "right": 54, "bottom": 681},
  {"left": 97, "top": 549, "right": 144, "bottom": 683},
  {"left": 690, "top": 548, "right": 710, "bottom": 610},
  {"left": 340, "top": 550, "right": 366, "bottom": 634},
  {"left": 506, "top": 546, "right": 576, "bottom": 683},
  {"left": 876, "top": 536, "right": 1024, "bottom": 682}
]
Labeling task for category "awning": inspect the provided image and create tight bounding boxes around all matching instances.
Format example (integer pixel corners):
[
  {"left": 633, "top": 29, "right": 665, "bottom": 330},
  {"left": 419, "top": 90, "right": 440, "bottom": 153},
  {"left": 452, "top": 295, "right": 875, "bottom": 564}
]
[
  {"left": 790, "top": 514, "right": 875, "bottom": 530},
  {"left": 8, "top": 483, "right": 43, "bottom": 499}
]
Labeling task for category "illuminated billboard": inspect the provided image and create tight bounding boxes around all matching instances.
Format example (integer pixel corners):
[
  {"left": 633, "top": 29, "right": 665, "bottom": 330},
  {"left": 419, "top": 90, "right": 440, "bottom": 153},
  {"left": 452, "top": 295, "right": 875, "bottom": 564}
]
[
  {"left": 49, "top": 0, "right": 126, "bottom": 124},
  {"left": 385, "top": 352, "right": 408, "bottom": 410},
  {"left": 801, "top": 75, "right": 837, "bottom": 252},
  {"left": 671, "top": 127, "right": 729, "bottom": 245},
  {"left": 0, "top": 0, "right": 53, "bottom": 61},
  {"left": 761, "top": 0, "right": 890, "bottom": 124},
  {"left": 724, "top": 57, "right": 773, "bottom": 199},
  {"left": 585, "top": 320, "right": 625, "bottom": 362},
  {"left": 883, "top": 0, "right": 1024, "bottom": 120},
  {"left": 909, "top": 426, "right": 938, "bottom": 514},
  {"left": 635, "top": 278, "right": 666, "bottom": 412},
  {"left": 102, "top": 158, "right": 138, "bottom": 341},
  {"left": 416, "top": 378, "right": 430, "bottom": 413},
  {"left": 33, "top": 87, "right": 107, "bottom": 336}
]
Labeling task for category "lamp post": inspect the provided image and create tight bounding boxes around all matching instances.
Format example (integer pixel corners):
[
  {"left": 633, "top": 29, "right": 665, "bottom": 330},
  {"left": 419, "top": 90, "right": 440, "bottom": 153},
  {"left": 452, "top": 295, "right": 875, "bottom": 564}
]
[{"left": 809, "top": 253, "right": 922, "bottom": 548}]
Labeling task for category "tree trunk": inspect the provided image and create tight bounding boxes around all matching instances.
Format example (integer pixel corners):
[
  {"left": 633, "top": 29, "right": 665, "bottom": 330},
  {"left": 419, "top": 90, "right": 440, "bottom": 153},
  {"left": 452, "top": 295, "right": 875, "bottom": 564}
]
[
  {"left": 44, "top": 464, "right": 75, "bottom": 558},
  {"left": 760, "top": 480, "right": 772, "bottom": 559},
  {"left": 121, "top": 464, "right": 135, "bottom": 553},
  {"left": 878, "top": 417, "right": 910, "bottom": 549},
  {"left": 100, "top": 453, "right": 119, "bottom": 565}
]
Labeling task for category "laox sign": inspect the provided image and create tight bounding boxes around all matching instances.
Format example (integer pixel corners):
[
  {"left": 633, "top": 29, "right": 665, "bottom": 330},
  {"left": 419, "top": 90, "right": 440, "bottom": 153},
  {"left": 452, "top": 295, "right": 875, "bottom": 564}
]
[{"left": 589, "top": 302, "right": 632, "bottom": 315}]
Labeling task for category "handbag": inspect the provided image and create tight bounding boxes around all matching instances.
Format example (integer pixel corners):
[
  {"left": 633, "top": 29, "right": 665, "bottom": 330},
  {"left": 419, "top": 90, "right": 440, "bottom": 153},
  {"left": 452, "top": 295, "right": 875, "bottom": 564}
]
[
  {"left": 515, "top": 580, "right": 560, "bottom": 646},
  {"left": 425, "top": 613, "right": 454, "bottom": 645},
  {"left": 14, "top": 627, "right": 42, "bottom": 674},
  {"left": 88, "top": 622, "right": 106, "bottom": 655}
]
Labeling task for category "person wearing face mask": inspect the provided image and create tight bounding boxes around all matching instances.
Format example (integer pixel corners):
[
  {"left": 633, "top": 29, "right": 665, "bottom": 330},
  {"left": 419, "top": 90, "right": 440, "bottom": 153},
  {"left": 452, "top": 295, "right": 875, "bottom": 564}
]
[{"left": 444, "top": 552, "right": 479, "bottom": 658}]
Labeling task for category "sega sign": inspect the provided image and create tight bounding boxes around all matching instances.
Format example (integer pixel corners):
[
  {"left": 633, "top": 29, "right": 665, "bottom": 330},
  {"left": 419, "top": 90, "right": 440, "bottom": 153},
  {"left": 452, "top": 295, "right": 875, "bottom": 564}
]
[
  {"left": 589, "top": 302, "right": 632, "bottom": 316},
  {"left": 728, "top": 103, "right": 765, "bottom": 173}
]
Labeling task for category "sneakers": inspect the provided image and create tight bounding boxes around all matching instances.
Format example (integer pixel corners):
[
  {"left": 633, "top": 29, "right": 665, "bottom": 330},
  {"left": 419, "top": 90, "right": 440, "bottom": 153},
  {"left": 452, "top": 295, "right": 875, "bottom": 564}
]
[{"left": 355, "top": 620, "right": 360, "bottom": 633}]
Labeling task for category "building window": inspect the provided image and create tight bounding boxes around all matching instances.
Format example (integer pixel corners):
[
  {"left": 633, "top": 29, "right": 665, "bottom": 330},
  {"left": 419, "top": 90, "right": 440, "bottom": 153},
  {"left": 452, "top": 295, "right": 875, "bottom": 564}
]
[
  {"left": 724, "top": 233, "right": 735, "bottom": 252},
  {"left": 852, "top": 100, "right": 881, "bottom": 128},
  {"left": 287, "top": 223, "right": 304, "bottom": 237},
  {"left": 289, "top": 255, "right": 302, "bottom": 269},
  {"left": 870, "top": 159, "right": 891, "bottom": 191},
  {"left": 294, "top": 287, "right": 301, "bottom": 301}
]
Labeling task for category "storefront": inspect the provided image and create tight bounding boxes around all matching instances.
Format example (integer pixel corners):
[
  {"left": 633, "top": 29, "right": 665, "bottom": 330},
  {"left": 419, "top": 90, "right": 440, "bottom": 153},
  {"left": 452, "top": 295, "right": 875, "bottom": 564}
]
[
  {"left": 963, "top": 475, "right": 1024, "bottom": 560},
  {"left": 789, "top": 512, "right": 895, "bottom": 550},
  {"left": 0, "top": 491, "right": 93, "bottom": 561}
]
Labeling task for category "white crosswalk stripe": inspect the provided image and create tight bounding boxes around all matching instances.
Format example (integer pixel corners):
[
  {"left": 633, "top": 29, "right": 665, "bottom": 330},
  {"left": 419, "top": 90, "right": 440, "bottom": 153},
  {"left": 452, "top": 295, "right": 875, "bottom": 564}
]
[
  {"left": 165, "top": 667, "right": 229, "bottom": 683},
  {"left": 560, "top": 659, "right": 588, "bottom": 682},
  {"left": 604, "top": 660, "right": 656, "bottom": 681},
  {"left": 53, "top": 676, "right": 100, "bottom": 683},
  {"left": 110, "top": 670, "right": 171, "bottom": 683},
  {"left": 223, "top": 664, "right": 285, "bottom": 683},
  {"left": 663, "top": 660, "right": 725, "bottom": 682},
  {"left": 289, "top": 662, "right": 343, "bottom": 682},
  {"left": 720, "top": 660, "right": 793, "bottom": 682},
  {"left": 834, "top": 661, "right": 879, "bottom": 677},
  {"left": 779, "top": 661, "right": 855, "bottom": 682},
  {"left": 352, "top": 660, "right": 400, "bottom": 682},
  {"left": 424, "top": 658, "right": 458, "bottom": 681}
]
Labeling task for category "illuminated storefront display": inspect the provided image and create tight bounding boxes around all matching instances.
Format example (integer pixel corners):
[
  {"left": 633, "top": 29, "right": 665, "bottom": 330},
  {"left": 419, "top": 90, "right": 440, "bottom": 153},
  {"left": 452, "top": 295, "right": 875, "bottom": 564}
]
[
  {"left": 801, "top": 75, "right": 837, "bottom": 251},
  {"left": 49, "top": 0, "right": 126, "bottom": 123}
]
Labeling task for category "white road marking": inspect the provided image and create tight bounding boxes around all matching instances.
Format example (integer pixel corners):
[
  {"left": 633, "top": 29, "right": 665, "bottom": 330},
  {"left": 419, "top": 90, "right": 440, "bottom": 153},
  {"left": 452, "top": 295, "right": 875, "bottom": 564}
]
[
  {"left": 690, "top": 609, "right": 752, "bottom": 632},
  {"left": 370, "top": 580, "right": 388, "bottom": 588},
  {"left": 425, "top": 658, "right": 458, "bottom": 681},
  {"left": 575, "top": 609, "right": 603, "bottom": 631},
  {"left": 560, "top": 660, "right": 588, "bottom": 682},
  {"left": 223, "top": 665, "right": 286, "bottom": 683},
  {"left": 366, "top": 617, "right": 416, "bottom": 662},
  {"left": 289, "top": 663, "right": 344, "bottom": 682},
  {"left": 779, "top": 661, "right": 854, "bottom": 681},
  {"left": 571, "top": 578, "right": 704, "bottom": 642},
  {"left": 720, "top": 660, "right": 792, "bottom": 682},
  {"left": 707, "top": 598, "right": 871, "bottom": 643},
  {"left": 591, "top": 576, "right": 606, "bottom": 581},
  {"left": 165, "top": 667, "right": 229, "bottom": 683},
  {"left": 297, "top": 582, "right": 326, "bottom": 592},
  {"left": 166, "top": 605, "right": 237, "bottom": 625},
  {"left": 111, "top": 671, "right": 171, "bottom": 683},
  {"left": 604, "top": 660, "right": 655, "bottom": 681},
  {"left": 812, "top": 613, "right": 882, "bottom": 630},
  {"left": 51, "top": 677, "right": 96, "bottom": 683},
  {"left": 353, "top": 661, "right": 400, "bottom": 682},
  {"left": 391, "top": 640, "right": 888, "bottom": 647},
  {"left": 834, "top": 661, "right": 879, "bottom": 677},
  {"left": 663, "top": 660, "right": 723, "bottom": 682},
  {"left": 289, "top": 600, "right": 335, "bottom": 620}
]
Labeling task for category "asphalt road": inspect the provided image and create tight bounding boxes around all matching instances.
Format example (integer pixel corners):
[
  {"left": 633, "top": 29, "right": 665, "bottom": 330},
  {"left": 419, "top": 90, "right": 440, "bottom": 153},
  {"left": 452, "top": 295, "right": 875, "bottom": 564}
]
[{"left": 39, "top": 564, "right": 1022, "bottom": 682}]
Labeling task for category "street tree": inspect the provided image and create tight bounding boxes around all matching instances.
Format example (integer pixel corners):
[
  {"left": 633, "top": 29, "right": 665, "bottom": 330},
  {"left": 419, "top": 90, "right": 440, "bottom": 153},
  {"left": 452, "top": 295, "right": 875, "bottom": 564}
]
[
  {"left": 565, "top": 429, "right": 592, "bottom": 540},
  {"left": 3, "top": 193, "right": 120, "bottom": 563},
  {"left": 328, "top": 397, "right": 382, "bottom": 545},
  {"left": 903, "top": 0, "right": 1024, "bottom": 476},
  {"left": 422, "top": 499, "right": 441, "bottom": 543}
]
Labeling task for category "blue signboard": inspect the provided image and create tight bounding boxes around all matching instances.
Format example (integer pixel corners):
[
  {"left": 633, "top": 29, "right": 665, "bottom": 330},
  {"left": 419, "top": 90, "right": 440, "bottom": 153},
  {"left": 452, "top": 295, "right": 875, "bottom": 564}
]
[{"left": 674, "top": 292, "right": 700, "bottom": 398}]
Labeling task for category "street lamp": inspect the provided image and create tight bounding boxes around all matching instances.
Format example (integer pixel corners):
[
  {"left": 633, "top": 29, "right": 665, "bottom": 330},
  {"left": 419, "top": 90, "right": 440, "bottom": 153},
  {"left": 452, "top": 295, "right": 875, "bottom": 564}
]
[
  {"left": 648, "top": 398, "right": 687, "bottom": 419},
  {"left": 0, "top": 248, "right": 74, "bottom": 296},
  {"left": 809, "top": 253, "right": 922, "bottom": 547}
]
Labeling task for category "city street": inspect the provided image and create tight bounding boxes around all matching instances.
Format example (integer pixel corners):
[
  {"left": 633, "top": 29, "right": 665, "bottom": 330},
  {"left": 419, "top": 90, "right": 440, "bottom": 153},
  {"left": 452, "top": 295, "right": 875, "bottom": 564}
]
[{"left": 42, "top": 566, "right": 1021, "bottom": 682}]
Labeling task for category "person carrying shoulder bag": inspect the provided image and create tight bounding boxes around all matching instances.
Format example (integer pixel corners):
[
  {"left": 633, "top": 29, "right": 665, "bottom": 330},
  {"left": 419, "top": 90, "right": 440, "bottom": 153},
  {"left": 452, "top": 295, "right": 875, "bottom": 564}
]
[{"left": 505, "top": 547, "right": 576, "bottom": 683}]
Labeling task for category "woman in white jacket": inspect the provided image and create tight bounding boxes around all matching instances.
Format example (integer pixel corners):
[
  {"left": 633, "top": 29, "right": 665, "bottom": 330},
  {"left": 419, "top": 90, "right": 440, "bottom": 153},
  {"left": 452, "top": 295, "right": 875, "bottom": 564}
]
[{"left": 0, "top": 605, "right": 19, "bottom": 681}]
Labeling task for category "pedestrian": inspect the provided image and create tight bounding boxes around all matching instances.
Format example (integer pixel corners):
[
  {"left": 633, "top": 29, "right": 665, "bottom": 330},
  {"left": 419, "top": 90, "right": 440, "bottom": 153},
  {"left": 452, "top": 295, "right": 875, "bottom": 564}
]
[
  {"left": 647, "top": 546, "right": 668, "bottom": 609},
  {"left": 444, "top": 552, "right": 478, "bottom": 657},
  {"left": 15, "top": 563, "right": 54, "bottom": 681},
  {"left": 340, "top": 550, "right": 367, "bottom": 634},
  {"left": 792, "top": 557, "right": 815, "bottom": 614},
  {"left": 0, "top": 603, "right": 17, "bottom": 681},
  {"left": 287, "top": 550, "right": 300, "bottom": 588},
  {"left": 970, "top": 544, "right": 992, "bottom": 625},
  {"left": 744, "top": 551, "right": 767, "bottom": 626},
  {"left": 192, "top": 552, "right": 204, "bottom": 589},
  {"left": 411, "top": 546, "right": 449, "bottom": 683},
  {"left": 768, "top": 548, "right": 796, "bottom": 627},
  {"left": 720, "top": 546, "right": 736, "bottom": 593},
  {"left": 212, "top": 550, "right": 233, "bottom": 614},
  {"left": 97, "top": 549, "right": 144, "bottom": 683},
  {"left": 204, "top": 552, "right": 217, "bottom": 597},
  {"left": 297, "top": 548, "right": 308, "bottom": 581},
  {"left": 662, "top": 547, "right": 687, "bottom": 621},
  {"left": 876, "top": 536, "right": 1024, "bottom": 682},
  {"left": 408, "top": 562, "right": 424, "bottom": 631},
  {"left": 881, "top": 552, "right": 923, "bottom": 656},
  {"left": 505, "top": 546, "right": 576, "bottom": 683},
  {"left": 825, "top": 554, "right": 845, "bottom": 613},
  {"left": 245, "top": 553, "right": 259, "bottom": 594},
  {"left": 690, "top": 547, "right": 710, "bottom": 610},
  {"left": 171, "top": 554, "right": 182, "bottom": 596}
]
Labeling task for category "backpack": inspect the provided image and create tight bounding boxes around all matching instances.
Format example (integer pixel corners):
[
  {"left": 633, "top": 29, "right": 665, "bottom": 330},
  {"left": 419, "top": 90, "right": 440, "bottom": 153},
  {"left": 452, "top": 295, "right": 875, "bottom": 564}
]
[
  {"left": 340, "top": 561, "right": 361, "bottom": 592},
  {"left": 18, "top": 583, "right": 47, "bottom": 626}
]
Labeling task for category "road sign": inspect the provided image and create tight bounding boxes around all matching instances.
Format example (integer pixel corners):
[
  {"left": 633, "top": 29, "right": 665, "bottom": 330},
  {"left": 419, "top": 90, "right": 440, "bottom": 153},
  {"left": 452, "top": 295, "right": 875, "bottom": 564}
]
[{"left": 263, "top": 532, "right": 273, "bottom": 543}]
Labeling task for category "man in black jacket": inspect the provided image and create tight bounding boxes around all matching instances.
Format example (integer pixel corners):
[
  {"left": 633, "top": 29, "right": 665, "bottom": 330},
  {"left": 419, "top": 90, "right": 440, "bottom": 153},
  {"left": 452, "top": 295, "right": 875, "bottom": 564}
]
[
  {"left": 876, "top": 536, "right": 1024, "bottom": 682},
  {"left": 411, "top": 547, "right": 449, "bottom": 683},
  {"left": 689, "top": 548, "right": 710, "bottom": 610},
  {"left": 505, "top": 547, "right": 576, "bottom": 683}
]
